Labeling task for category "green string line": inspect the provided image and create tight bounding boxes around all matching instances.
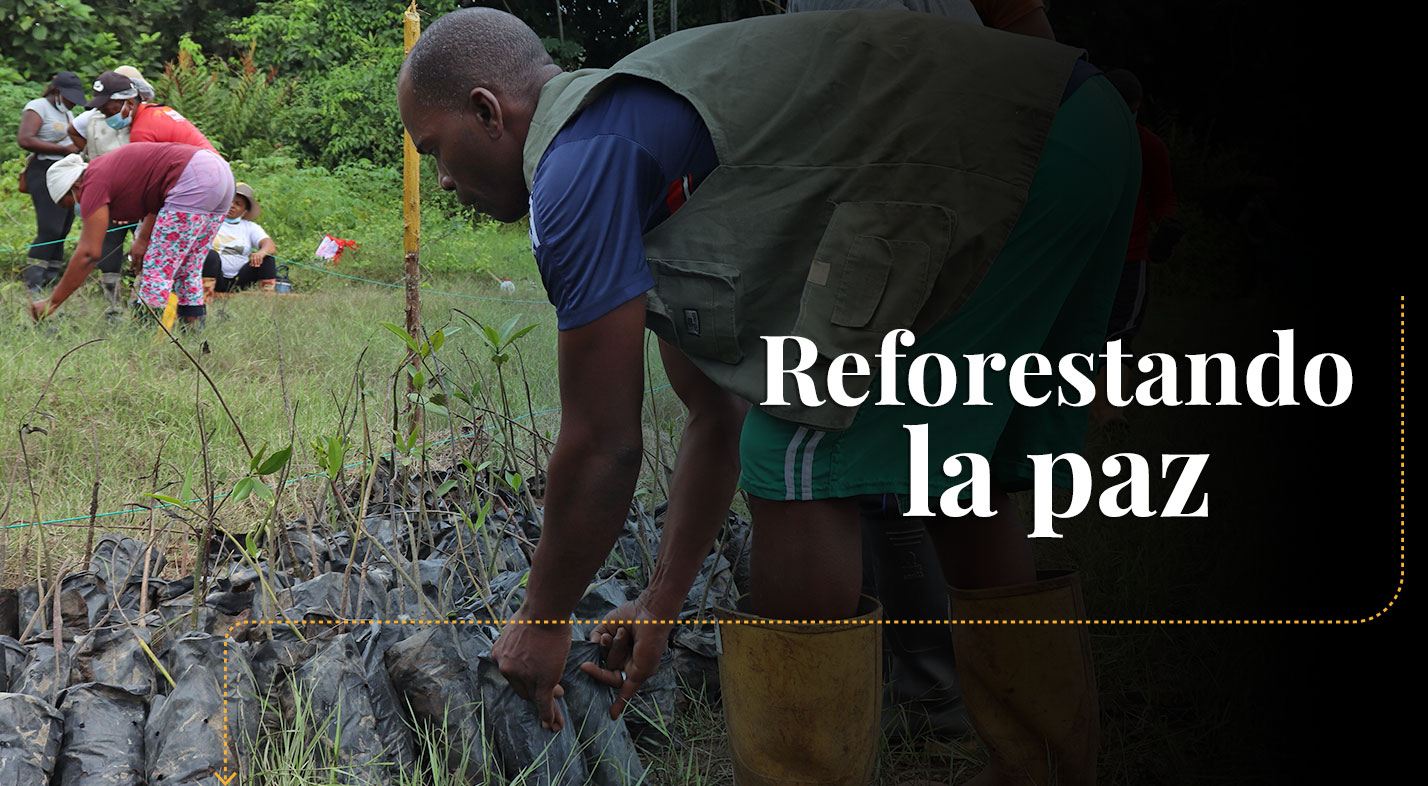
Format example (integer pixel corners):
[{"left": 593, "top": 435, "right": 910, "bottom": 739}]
[
  {"left": 280, "top": 256, "right": 551, "bottom": 305},
  {"left": 0, "top": 222, "right": 141, "bottom": 254},
  {"left": 7, "top": 384, "right": 673, "bottom": 531}
]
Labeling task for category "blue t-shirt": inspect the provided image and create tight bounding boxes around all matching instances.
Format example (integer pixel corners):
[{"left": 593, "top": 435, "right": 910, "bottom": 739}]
[
  {"left": 529, "top": 78, "right": 718, "bottom": 330},
  {"left": 528, "top": 66, "right": 1098, "bottom": 330}
]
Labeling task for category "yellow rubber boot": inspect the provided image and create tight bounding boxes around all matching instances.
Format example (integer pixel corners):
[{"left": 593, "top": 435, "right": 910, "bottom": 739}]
[
  {"left": 716, "top": 596, "right": 883, "bottom": 786},
  {"left": 948, "top": 571, "right": 1099, "bottom": 786}
]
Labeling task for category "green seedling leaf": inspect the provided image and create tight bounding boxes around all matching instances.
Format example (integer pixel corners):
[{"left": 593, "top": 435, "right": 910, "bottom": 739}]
[
  {"left": 179, "top": 466, "right": 194, "bottom": 504},
  {"left": 244, "top": 530, "right": 260, "bottom": 559},
  {"left": 504, "top": 471, "right": 522, "bottom": 492},
  {"left": 498, "top": 314, "right": 521, "bottom": 345},
  {"left": 379, "top": 321, "right": 420, "bottom": 352},
  {"left": 326, "top": 437, "right": 345, "bottom": 479},
  {"left": 518, "top": 571, "right": 530, "bottom": 588},
  {"left": 412, "top": 370, "right": 426, "bottom": 390},
  {"left": 435, "top": 479, "right": 458, "bottom": 497},
  {"left": 430, "top": 329, "right": 445, "bottom": 353},
  {"left": 508, "top": 323, "right": 538, "bottom": 344},
  {"left": 230, "top": 476, "right": 254, "bottom": 503},
  {"left": 252, "top": 482, "right": 276, "bottom": 502},
  {"left": 145, "top": 493, "right": 186, "bottom": 507},
  {"left": 255, "top": 446, "right": 292, "bottom": 477},
  {"left": 249, "top": 443, "right": 268, "bottom": 474}
]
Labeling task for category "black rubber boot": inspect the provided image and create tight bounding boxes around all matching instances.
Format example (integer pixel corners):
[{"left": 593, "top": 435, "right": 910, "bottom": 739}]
[
  {"left": 21, "top": 261, "right": 49, "bottom": 299},
  {"left": 860, "top": 494, "right": 971, "bottom": 741}
]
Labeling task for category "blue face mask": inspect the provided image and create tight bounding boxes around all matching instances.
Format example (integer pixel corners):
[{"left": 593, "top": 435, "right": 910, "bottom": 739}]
[
  {"left": 105, "top": 109, "right": 132, "bottom": 130},
  {"left": 224, "top": 217, "right": 241, "bottom": 224}
]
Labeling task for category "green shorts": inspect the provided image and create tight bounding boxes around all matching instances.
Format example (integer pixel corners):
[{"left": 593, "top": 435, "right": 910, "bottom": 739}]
[{"left": 740, "top": 75, "right": 1141, "bottom": 501}]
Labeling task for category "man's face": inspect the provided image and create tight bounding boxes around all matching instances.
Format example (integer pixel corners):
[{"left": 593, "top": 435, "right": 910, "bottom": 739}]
[
  {"left": 397, "top": 73, "right": 529, "bottom": 223},
  {"left": 227, "top": 197, "right": 247, "bottom": 220},
  {"left": 99, "top": 98, "right": 134, "bottom": 119}
]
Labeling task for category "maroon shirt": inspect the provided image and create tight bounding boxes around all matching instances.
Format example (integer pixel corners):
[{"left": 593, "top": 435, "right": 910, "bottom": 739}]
[
  {"left": 80, "top": 142, "right": 201, "bottom": 222},
  {"left": 1126, "top": 124, "right": 1178, "bottom": 261}
]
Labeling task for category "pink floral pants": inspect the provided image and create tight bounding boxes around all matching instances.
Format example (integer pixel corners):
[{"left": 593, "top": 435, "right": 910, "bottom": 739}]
[{"left": 137, "top": 209, "right": 225, "bottom": 311}]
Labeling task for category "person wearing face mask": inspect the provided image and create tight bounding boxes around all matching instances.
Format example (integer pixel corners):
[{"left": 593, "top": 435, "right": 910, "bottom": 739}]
[
  {"left": 201, "top": 182, "right": 278, "bottom": 296},
  {"left": 16, "top": 71, "right": 86, "bottom": 297},
  {"left": 68, "top": 66, "right": 158, "bottom": 312},
  {"left": 84, "top": 70, "right": 215, "bottom": 153}
]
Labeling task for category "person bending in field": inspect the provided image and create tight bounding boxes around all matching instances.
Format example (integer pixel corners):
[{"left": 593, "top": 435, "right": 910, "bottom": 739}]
[
  {"left": 30, "top": 142, "right": 235, "bottom": 327},
  {"left": 201, "top": 182, "right": 279, "bottom": 296},
  {"left": 401, "top": 8, "right": 1136, "bottom": 785}
]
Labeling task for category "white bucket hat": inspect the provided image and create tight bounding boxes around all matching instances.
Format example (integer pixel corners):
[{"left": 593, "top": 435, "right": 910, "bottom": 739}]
[{"left": 46, "top": 154, "right": 88, "bottom": 204}]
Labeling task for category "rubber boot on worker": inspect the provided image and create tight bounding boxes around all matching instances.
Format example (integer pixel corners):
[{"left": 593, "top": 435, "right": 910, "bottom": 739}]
[
  {"left": 22, "top": 259, "right": 53, "bottom": 299},
  {"left": 100, "top": 272, "right": 126, "bottom": 318},
  {"left": 717, "top": 595, "right": 883, "bottom": 785},
  {"left": 948, "top": 571, "right": 1099, "bottom": 786},
  {"left": 860, "top": 495, "right": 970, "bottom": 741}
]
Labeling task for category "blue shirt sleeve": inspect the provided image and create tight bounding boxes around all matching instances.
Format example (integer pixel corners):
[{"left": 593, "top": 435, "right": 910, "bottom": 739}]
[{"left": 529, "top": 134, "right": 664, "bottom": 330}]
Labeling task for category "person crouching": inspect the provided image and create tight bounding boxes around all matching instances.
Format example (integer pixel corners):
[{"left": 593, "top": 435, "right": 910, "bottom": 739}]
[{"left": 202, "top": 182, "right": 277, "bottom": 296}]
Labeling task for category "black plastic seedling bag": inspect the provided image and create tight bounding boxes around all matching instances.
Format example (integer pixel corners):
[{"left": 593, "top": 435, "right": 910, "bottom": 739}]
[
  {"left": 293, "top": 633, "right": 404, "bottom": 785},
  {"left": 383, "top": 624, "right": 492, "bottom": 781},
  {"left": 71, "top": 624, "right": 155, "bottom": 697},
  {"left": 162, "top": 632, "right": 259, "bottom": 756},
  {"left": 144, "top": 665, "right": 230, "bottom": 785},
  {"left": 55, "top": 681, "right": 147, "bottom": 786},
  {"left": 90, "top": 534, "right": 167, "bottom": 590},
  {"left": 476, "top": 650, "right": 589, "bottom": 786},
  {"left": 561, "top": 640, "right": 647, "bottom": 786},
  {"left": 13, "top": 644, "right": 73, "bottom": 704},
  {"left": 1, "top": 634, "right": 28, "bottom": 689},
  {"left": 0, "top": 691, "right": 63, "bottom": 783}
]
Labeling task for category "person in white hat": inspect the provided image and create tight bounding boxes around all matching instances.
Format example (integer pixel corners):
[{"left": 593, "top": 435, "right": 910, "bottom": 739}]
[
  {"left": 200, "top": 182, "right": 279, "bottom": 295},
  {"left": 30, "top": 142, "right": 235, "bottom": 326}
]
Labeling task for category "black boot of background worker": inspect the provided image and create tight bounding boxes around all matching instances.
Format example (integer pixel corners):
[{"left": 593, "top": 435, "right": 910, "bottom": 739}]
[{"left": 859, "top": 493, "right": 972, "bottom": 741}]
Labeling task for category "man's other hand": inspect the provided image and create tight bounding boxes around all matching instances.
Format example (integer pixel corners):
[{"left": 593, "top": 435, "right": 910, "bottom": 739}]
[{"left": 579, "top": 594, "right": 676, "bottom": 720}]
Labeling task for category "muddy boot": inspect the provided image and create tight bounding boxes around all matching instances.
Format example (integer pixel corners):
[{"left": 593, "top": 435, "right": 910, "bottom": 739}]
[
  {"left": 21, "top": 260, "right": 50, "bottom": 299},
  {"left": 99, "top": 272, "right": 125, "bottom": 318},
  {"left": 948, "top": 571, "right": 1099, "bottom": 786},
  {"left": 716, "top": 595, "right": 882, "bottom": 785},
  {"left": 860, "top": 497, "right": 970, "bottom": 741}
]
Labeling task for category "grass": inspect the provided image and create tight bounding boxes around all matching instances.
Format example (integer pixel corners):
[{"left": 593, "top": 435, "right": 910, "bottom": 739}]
[{"left": 0, "top": 225, "right": 683, "bottom": 582}]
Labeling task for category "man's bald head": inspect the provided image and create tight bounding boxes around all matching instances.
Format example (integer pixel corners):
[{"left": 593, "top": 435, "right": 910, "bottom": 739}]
[{"left": 402, "top": 7, "right": 555, "bottom": 114}]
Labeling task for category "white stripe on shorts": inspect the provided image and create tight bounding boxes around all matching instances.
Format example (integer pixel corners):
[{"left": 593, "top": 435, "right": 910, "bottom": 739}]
[{"left": 783, "top": 427, "right": 809, "bottom": 500}]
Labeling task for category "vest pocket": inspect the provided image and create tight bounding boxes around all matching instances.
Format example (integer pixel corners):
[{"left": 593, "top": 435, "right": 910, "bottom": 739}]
[
  {"left": 645, "top": 258, "right": 744, "bottom": 364},
  {"left": 796, "top": 201, "right": 954, "bottom": 358}
]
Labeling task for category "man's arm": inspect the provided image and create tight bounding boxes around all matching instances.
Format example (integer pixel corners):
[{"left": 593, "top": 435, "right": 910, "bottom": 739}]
[
  {"left": 578, "top": 338, "right": 749, "bottom": 719},
  {"left": 490, "top": 293, "right": 649, "bottom": 730}
]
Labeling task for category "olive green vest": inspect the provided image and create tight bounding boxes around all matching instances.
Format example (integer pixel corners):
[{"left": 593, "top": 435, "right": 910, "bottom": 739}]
[{"left": 523, "top": 10, "right": 1082, "bottom": 430}]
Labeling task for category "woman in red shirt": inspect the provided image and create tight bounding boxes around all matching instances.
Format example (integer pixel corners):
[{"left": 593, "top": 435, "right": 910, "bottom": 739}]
[{"left": 31, "top": 143, "right": 235, "bottom": 325}]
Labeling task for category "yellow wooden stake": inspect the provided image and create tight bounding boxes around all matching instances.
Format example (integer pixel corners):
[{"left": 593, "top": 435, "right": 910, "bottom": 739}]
[{"left": 403, "top": 2, "right": 424, "bottom": 431}]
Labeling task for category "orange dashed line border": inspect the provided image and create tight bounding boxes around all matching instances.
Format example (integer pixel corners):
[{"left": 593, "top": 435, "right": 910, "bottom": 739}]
[{"left": 214, "top": 297, "right": 1405, "bottom": 781}]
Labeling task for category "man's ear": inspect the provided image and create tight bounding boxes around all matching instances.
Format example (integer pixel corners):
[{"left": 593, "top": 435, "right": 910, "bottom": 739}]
[{"left": 468, "top": 87, "right": 504, "bottom": 139}]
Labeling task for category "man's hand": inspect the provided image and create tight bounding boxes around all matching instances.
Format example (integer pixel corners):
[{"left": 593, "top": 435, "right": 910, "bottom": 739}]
[
  {"left": 248, "top": 251, "right": 265, "bottom": 268},
  {"left": 28, "top": 298, "right": 51, "bottom": 322},
  {"left": 579, "top": 593, "right": 678, "bottom": 720},
  {"left": 490, "top": 615, "right": 571, "bottom": 732}
]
